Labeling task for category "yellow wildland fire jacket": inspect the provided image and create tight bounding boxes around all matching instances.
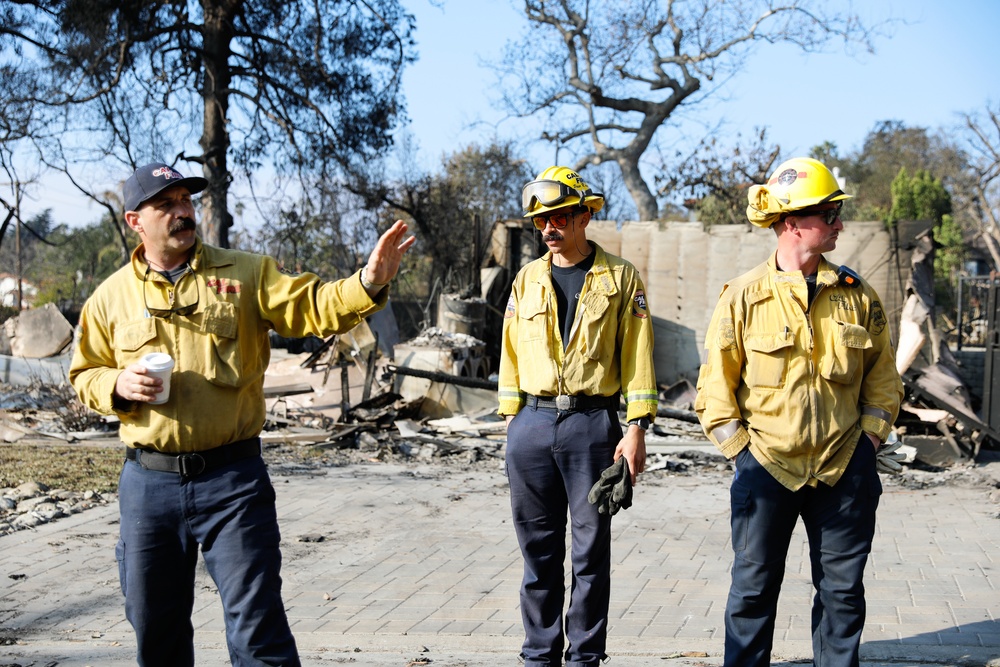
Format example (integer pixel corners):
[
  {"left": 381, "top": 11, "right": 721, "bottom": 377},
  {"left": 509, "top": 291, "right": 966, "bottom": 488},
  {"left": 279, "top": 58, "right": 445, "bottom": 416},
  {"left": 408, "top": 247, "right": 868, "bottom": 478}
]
[
  {"left": 70, "top": 239, "right": 386, "bottom": 453},
  {"left": 498, "top": 243, "right": 657, "bottom": 422},
  {"left": 696, "top": 254, "right": 903, "bottom": 491}
]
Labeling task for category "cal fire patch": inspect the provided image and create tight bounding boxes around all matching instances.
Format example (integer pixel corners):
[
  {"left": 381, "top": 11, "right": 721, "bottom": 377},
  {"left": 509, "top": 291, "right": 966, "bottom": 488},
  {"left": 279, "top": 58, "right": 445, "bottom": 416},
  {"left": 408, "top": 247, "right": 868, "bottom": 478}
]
[
  {"left": 504, "top": 294, "right": 516, "bottom": 319},
  {"left": 870, "top": 300, "right": 887, "bottom": 335},
  {"left": 771, "top": 168, "right": 806, "bottom": 186},
  {"left": 632, "top": 290, "right": 648, "bottom": 319},
  {"left": 717, "top": 317, "right": 736, "bottom": 350}
]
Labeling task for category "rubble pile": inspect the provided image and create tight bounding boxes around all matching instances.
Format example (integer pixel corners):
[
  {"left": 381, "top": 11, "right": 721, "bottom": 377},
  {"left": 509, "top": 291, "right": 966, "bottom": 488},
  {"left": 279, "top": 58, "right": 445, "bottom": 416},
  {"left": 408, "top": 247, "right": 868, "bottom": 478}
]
[
  {"left": 646, "top": 449, "right": 730, "bottom": 476},
  {"left": 403, "top": 326, "right": 485, "bottom": 350},
  {"left": 3, "top": 340, "right": 1000, "bottom": 538},
  {"left": 1, "top": 381, "right": 75, "bottom": 412},
  {"left": 0, "top": 481, "right": 114, "bottom": 537},
  {"left": 1, "top": 381, "right": 112, "bottom": 440},
  {"left": 262, "top": 397, "right": 508, "bottom": 476},
  {"left": 887, "top": 460, "right": 1000, "bottom": 493}
]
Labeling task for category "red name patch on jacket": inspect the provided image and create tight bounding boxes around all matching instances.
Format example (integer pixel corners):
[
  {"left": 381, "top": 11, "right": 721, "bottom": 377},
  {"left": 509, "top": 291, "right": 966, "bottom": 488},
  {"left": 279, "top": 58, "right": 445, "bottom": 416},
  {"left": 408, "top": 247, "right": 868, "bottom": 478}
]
[{"left": 207, "top": 278, "right": 241, "bottom": 294}]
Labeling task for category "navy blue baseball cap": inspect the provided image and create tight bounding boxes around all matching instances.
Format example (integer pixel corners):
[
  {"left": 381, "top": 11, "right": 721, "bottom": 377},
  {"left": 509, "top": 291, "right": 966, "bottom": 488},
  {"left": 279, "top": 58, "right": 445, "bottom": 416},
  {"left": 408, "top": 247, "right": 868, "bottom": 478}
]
[{"left": 124, "top": 162, "right": 208, "bottom": 211}]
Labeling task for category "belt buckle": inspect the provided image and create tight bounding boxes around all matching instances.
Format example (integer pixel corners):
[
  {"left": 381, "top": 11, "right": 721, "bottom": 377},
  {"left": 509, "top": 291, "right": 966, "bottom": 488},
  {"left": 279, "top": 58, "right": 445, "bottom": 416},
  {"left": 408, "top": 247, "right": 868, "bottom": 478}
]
[
  {"left": 555, "top": 395, "right": 572, "bottom": 411},
  {"left": 178, "top": 453, "right": 206, "bottom": 477}
]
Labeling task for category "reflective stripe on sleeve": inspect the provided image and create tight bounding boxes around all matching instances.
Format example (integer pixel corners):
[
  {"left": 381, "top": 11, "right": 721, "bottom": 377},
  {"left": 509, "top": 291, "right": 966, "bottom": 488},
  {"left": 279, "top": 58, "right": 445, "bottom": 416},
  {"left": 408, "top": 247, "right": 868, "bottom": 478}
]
[
  {"left": 498, "top": 388, "right": 525, "bottom": 402},
  {"left": 712, "top": 420, "right": 741, "bottom": 444},
  {"left": 861, "top": 406, "right": 891, "bottom": 423},
  {"left": 626, "top": 389, "right": 658, "bottom": 403}
]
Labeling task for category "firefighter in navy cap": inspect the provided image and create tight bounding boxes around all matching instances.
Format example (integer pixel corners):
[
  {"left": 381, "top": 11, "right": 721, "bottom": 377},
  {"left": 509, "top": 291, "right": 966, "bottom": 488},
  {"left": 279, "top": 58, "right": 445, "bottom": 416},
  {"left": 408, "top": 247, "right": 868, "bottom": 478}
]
[{"left": 71, "top": 161, "right": 414, "bottom": 666}]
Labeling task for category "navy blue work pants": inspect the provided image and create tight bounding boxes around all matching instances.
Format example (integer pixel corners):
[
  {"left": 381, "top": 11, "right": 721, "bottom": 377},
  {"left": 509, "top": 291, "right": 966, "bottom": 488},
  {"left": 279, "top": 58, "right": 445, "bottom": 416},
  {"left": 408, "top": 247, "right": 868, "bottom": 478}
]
[
  {"left": 724, "top": 438, "right": 881, "bottom": 667},
  {"left": 117, "top": 454, "right": 299, "bottom": 667},
  {"left": 505, "top": 405, "right": 621, "bottom": 667}
]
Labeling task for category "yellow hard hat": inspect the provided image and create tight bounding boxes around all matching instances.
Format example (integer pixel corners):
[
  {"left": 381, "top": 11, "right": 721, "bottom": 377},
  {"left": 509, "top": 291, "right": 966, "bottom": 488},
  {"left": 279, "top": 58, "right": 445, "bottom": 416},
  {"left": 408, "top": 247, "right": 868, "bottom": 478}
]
[
  {"left": 746, "top": 157, "right": 852, "bottom": 228},
  {"left": 521, "top": 166, "right": 605, "bottom": 217}
]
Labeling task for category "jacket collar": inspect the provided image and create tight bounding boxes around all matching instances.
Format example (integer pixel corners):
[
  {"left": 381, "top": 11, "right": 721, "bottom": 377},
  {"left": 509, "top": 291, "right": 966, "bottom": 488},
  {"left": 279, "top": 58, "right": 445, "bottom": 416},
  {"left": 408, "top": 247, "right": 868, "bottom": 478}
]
[
  {"left": 536, "top": 242, "right": 618, "bottom": 296},
  {"left": 131, "top": 237, "right": 235, "bottom": 278},
  {"left": 767, "top": 252, "right": 840, "bottom": 287}
]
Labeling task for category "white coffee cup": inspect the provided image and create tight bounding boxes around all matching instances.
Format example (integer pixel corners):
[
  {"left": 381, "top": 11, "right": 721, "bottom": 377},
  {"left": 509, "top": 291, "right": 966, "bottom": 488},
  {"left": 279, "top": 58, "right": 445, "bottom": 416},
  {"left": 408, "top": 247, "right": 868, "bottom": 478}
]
[{"left": 140, "top": 353, "right": 175, "bottom": 405}]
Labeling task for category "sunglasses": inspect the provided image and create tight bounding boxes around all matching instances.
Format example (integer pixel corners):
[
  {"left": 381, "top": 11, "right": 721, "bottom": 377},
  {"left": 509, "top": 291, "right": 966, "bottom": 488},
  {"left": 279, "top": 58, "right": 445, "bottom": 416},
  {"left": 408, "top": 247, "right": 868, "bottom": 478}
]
[
  {"left": 143, "top": 266, "right": 199, "bottom": 318},
  {"left": 531, "top": 209, "right": 583, "bottom": 231},
  {"left": 790, "top": 201, "right": 844, "bottom": 226},
  {"left": 522, "top": 179, "right": 592, "bottom": 212}
]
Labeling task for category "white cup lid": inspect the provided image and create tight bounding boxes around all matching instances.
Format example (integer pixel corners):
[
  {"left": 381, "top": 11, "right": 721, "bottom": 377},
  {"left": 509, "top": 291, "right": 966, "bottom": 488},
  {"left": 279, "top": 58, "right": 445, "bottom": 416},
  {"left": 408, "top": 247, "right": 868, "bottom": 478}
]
[{"left": 140, "top": 352, "right": 175, "bottom": 371}]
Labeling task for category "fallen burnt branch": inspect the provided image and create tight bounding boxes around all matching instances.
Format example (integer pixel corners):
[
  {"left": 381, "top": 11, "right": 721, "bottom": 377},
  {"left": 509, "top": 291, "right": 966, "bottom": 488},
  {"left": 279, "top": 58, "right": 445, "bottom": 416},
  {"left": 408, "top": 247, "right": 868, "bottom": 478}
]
[
  {"left": 656, "top": 406, "right": 700, "bottom": 424},
  {"left": 385, "top": 364, "right": 498, "bottom": 390}
]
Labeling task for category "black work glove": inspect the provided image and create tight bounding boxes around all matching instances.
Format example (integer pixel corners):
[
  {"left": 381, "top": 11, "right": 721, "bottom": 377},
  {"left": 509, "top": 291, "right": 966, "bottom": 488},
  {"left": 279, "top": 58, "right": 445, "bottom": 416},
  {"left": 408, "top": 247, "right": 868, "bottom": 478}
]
[{"left": 587, "top": 458, "right": 632, "bottom": 516}]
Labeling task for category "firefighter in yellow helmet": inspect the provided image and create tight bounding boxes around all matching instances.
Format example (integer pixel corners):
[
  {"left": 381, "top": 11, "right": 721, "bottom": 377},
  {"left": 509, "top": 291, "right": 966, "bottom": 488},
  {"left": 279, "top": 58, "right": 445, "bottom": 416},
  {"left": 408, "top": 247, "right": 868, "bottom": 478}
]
[
  {"left": 745, "top": 156, "right": 852, "bottom": 228},
  {"left": 695, "top": 157, "right": 904, "bottom": 667},
  {"left": 498, "top": 166, "right": 657, "bottom": 666}
]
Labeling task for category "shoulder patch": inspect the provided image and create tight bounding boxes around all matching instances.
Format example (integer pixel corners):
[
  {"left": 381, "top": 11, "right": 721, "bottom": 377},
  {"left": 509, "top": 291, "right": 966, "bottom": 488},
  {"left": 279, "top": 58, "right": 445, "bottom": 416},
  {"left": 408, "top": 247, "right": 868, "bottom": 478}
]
[
  {"left": 631, "top": 289, "right": 648, "bottom": 318},
  {"left": 504, "top": 294, "right": 516, "bottom": 319},
  {"left": 717, "top": 317, "right": 736, "bottom": 351},
  {"left": 870, "top": 300, "right": 887, "bottom": 335}
]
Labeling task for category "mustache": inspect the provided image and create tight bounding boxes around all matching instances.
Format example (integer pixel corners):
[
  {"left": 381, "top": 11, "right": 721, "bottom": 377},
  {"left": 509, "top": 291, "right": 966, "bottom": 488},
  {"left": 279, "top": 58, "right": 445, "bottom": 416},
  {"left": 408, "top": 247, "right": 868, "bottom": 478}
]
[
  {"left": 169, "top": 217, "right": 197, "bottom": 234},
  {"left": 542, "top": 233, "right": 563, "bottom": 242}
]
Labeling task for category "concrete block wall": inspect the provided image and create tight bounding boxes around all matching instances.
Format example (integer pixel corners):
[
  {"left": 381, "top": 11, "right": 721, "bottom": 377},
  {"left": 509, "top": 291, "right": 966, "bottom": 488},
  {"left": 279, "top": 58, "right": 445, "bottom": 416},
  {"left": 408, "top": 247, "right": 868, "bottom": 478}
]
[{"left": 587, "top": 220, "right": 899, "bottom": 386}]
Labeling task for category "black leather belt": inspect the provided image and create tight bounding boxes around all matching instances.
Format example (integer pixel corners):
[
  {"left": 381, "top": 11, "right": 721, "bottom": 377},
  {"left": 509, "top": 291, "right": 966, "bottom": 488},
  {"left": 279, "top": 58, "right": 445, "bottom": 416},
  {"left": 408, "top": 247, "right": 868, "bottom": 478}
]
[
  {"left": 525, "top": 393, "right": 618, "bottom": 412},
  {"left": 125, "top": 437, "right": 262, "bottom": 477}
]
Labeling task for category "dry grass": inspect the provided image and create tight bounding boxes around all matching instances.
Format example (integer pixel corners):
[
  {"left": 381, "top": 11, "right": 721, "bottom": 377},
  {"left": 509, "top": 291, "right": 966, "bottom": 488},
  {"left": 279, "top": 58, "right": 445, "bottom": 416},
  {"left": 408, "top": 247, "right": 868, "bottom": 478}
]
[
  {"left": 0, "top": 444, "right": 122, "bottom": 493},
  {"left": 0, "top": 440, "right": 342, "bottom": 494}
]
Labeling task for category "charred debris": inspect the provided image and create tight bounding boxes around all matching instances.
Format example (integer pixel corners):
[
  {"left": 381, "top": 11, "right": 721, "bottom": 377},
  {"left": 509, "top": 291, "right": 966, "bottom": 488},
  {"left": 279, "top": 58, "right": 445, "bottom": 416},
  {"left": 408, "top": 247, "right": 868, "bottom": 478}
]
[{"left": 3, "top": 218, "right": 1000, "bottom": 477}]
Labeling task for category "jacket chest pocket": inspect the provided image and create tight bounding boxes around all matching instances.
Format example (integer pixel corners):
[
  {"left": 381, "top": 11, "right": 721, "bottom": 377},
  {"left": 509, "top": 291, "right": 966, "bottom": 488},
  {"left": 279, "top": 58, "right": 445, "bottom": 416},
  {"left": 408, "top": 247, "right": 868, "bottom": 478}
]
[
  {"left": 745, "top": 333, "right": 795, "bottom": 390},
  {"left": 515, "top": 290, "right": 554, "bottom": 372},
  {"left": 113, "top": 318, "right": 158, "bottom": 366},
  {"left": 517, "top": 292, "right": 549, "bottom": 343},
  {"left": 821, "top": 321, "right": 871, "bottom": 384},
  {"left": 578, "top": 291, "right": 611, "bottom": 360},
  {"left": 201, "top": 301, "right": 242, "bottom": 388}
]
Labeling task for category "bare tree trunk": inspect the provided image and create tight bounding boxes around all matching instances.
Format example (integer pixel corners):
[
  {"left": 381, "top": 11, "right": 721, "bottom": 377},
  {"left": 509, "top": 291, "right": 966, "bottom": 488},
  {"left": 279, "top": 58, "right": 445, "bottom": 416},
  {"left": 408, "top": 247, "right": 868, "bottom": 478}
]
[
  {"left": 977, "top": 185, "right": 1000, "bottom": 270},
  {"left": 980, "top": 229, "right": 1000, "bottom": 270},
  {"left": 110, "top": 209, "right": 130, "bottom": 264},
  {"left": 617, "top": 155, "right": 658, "bottom": 221},
  {"left": 199, "top": 0, "right": 238, "bottom": 248}
]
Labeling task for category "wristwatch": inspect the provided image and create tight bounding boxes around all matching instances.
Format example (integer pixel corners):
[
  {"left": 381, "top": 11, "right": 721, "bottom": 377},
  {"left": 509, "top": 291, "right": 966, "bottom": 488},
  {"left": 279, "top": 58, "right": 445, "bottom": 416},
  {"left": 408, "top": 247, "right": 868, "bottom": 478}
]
[{"left": 628, "top": 417, "right": 651, "bottom": 431}]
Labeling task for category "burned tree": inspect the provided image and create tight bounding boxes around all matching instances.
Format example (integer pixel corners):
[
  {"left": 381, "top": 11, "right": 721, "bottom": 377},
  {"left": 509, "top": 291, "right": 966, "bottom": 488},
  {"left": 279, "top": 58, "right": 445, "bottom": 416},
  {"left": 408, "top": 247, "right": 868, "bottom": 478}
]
[
  {"left": 0, "top": 0, "right": 415, "bottom": 247},
  {"left": 494, "top": 0, "right": 885, "bottom": 221}
]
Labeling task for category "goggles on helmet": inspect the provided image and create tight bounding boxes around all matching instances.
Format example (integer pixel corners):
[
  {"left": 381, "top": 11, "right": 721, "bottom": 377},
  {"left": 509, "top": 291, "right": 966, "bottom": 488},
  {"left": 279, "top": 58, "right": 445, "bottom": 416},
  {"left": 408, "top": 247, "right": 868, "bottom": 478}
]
[{"left": 521, "top": 179, "right": 590, "bottom": 212}]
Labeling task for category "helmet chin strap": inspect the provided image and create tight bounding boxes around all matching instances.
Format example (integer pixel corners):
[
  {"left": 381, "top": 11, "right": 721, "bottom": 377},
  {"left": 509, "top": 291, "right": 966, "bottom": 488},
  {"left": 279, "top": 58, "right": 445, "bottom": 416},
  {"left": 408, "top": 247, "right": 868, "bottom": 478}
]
[{"left": 572, "top": 215, "right": 592, "bottom": 261}]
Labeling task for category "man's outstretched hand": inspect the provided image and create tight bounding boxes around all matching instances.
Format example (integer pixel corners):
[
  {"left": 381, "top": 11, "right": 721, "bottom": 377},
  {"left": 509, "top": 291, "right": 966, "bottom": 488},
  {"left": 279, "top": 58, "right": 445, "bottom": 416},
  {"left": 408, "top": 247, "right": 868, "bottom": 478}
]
[{"left": 364, "top": 220, "right": 416, "bottom": 286}]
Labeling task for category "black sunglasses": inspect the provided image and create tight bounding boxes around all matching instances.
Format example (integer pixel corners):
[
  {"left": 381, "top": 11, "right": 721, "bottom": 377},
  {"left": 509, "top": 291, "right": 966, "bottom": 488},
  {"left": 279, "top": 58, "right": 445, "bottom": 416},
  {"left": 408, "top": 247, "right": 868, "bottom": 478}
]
[
  {"left": 143, "top": 266, "right": 199, "bottom": 318},
  {"left": 790, "top": 201, "right": 844, "bottom": 226}
]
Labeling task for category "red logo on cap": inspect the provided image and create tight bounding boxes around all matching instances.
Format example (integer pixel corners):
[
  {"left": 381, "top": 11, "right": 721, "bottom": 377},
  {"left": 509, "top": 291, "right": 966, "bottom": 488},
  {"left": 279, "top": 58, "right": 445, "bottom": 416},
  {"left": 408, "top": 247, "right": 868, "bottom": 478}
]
[{"left": 151, "top": 167, "right": 182, "bottom": 180}]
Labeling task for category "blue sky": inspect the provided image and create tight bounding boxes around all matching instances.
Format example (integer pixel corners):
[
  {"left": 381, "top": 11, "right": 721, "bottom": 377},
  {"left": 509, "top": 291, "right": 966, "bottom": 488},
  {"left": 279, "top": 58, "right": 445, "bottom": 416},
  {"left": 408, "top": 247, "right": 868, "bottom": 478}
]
[
  {"left": 399, "top": 0, "right": 999, "bottom": 173},
  {"left": 17, "top": 0, "right": 1000, "bottom": 227}
]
